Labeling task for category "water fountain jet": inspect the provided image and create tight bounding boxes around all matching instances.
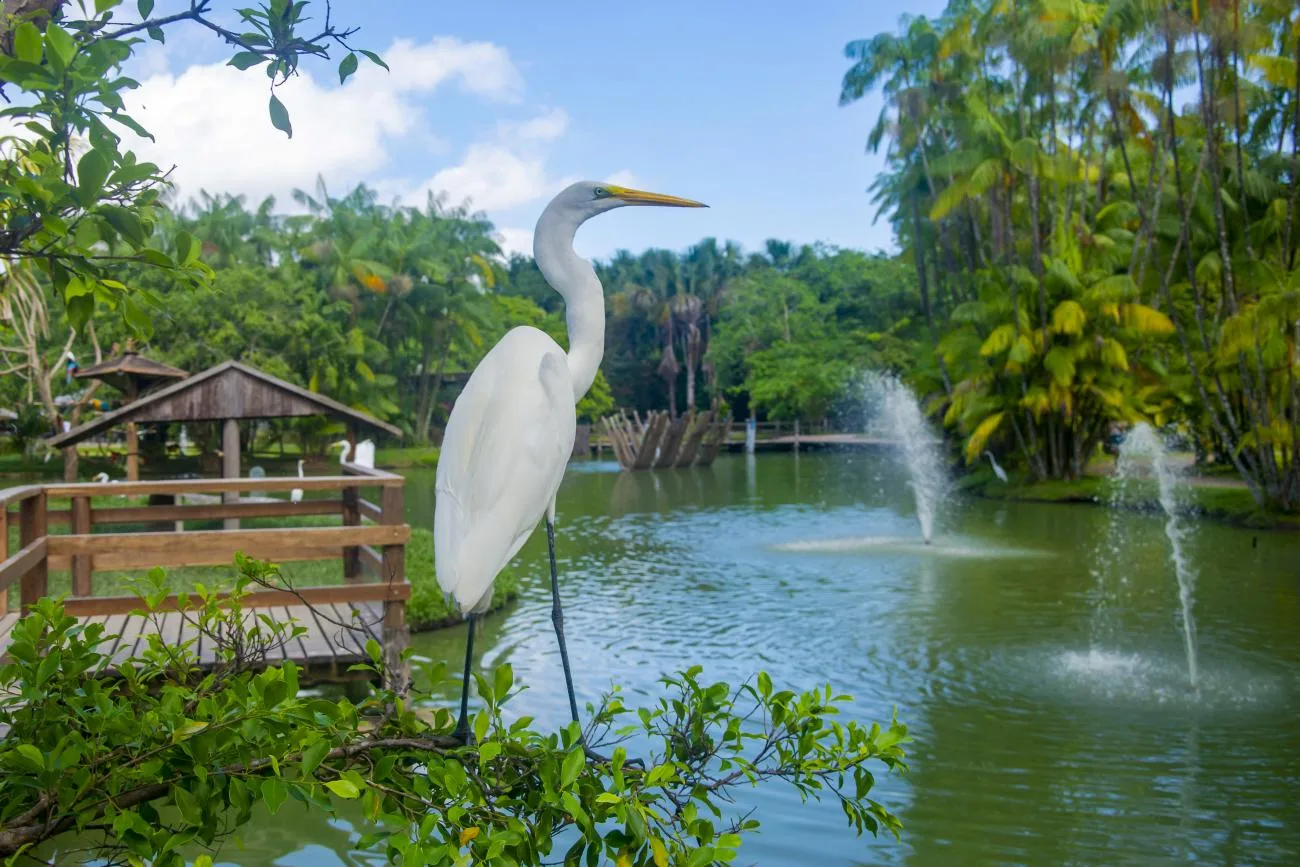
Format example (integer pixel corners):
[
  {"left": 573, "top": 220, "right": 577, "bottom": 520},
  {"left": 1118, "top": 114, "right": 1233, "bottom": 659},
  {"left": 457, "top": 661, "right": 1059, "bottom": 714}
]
[
  {"left": 1091, "top": 423, "right": 1200, "bottom": 692},
  {"left": 866, "top": 373, "right": 948, "bottom": 544}
]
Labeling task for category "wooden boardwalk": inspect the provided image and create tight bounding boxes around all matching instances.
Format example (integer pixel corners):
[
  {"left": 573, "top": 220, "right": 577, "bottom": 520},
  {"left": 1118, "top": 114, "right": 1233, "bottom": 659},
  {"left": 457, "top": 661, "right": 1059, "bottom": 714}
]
[
  {"left": 0, "top": 602, "right": 382, "bottom": 681},
  {"left": 0, "top": 466, "right": 412, "bottom": 684}
]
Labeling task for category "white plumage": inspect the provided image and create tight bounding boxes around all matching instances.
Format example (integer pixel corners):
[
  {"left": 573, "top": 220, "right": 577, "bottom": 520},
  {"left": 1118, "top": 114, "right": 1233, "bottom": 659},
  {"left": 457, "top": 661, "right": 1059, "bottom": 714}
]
[
  {"left": 290, "top": 458, "right": 304, "bottom": 503},
  {"left": 435, "top": 327, "right": 574, "bottom": 614}
]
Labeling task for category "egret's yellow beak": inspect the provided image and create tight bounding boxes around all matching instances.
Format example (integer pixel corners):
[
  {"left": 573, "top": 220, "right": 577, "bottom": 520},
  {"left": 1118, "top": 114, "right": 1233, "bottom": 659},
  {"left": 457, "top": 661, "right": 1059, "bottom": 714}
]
[{"left": 606, "top": 184, "right": 708, "bottom": 208}]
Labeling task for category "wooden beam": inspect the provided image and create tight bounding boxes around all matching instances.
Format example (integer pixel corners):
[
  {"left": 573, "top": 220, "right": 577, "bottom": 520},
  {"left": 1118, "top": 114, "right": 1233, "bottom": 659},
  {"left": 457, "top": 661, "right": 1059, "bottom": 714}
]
[
  {"left": 53, "top": 499, "right": 344, "bottom": 525},
  {"left": 18, "top": 492, "right": 46, "bottom": 611},
  {"left": 0, "top": 538, "right": 46, "bottom": 596},
  {"left": 358, "top": 498, "right": 382, "bottom": 523},
  {"left": 0, "top": 505, "right": 7, "bottom": 612},
  {"left": 60, "top": 581, "right": 411, "bottom": 617},
  {"left": 71, "top": 496, "right": 92, "bottom": 596},
  {"left": 47, "top": 523, "right": 409, "bottom": 558},
  {"left": 43, "top": 475, "right": 402, "bottom": 498},
  {"left": 342, "top": 486, "right": 361, "bottom": 582},
  {"left": 222, "top": 418, "right": 240, "bottom": 530},
  {"left": 0, "top": 485, "right": 43, "bottom": 511}
]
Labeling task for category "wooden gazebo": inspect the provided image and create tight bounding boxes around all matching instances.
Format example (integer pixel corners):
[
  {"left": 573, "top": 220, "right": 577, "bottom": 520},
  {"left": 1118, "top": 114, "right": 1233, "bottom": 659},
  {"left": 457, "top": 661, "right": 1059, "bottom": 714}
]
[
  {"left": 72, "top": 348, "right": 189, "bottom": 480},
  {"left": 48, "top": 361, "right": 401, "bottom": 527}
]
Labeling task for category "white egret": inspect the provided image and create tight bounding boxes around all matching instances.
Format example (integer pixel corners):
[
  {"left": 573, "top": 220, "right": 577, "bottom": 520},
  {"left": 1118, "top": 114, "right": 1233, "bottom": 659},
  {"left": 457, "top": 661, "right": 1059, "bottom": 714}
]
[
  {"left": 93, "top": 471, "right": 112, "bottom": 483},
  {"left": 984, "top": 450, "right": 1008, "bottom": 483},
  {"left": 290, "top": 459, "right": 304, "bottom": 504},
  {"left": 435, "top": 180, "right": 705, "bottom": 745}
]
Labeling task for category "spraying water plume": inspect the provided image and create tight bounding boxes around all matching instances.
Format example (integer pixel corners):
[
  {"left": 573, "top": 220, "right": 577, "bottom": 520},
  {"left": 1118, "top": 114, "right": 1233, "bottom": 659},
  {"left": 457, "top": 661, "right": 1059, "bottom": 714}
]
[{"left": 864, "top": 372, "right": 948, "bottom": 544}]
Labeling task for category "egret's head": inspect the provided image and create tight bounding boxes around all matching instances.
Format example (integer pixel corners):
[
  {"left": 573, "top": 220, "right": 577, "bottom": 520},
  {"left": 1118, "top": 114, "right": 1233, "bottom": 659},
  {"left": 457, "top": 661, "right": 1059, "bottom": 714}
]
[{"left": 559, "top": 180, "right": 707, "bottom": 218}]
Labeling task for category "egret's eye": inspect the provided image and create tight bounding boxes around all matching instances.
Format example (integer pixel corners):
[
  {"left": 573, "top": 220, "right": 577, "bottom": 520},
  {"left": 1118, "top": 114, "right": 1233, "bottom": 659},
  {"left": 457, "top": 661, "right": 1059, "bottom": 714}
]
[{"left": 593, "top": 186, "right": 608, "bottom": 198}]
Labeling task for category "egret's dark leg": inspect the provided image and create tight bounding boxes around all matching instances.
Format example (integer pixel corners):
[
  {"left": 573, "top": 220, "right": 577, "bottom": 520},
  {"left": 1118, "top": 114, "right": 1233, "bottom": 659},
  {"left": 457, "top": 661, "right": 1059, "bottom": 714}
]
[
  {"left": 547, "top": 518, "right": 641, "bottom": 768},
  {"left": 453, "top": 613, "right": 477, "bottom": 744},
  {"left": 547, "top": 518, "right": 582, "bottom": 728}
]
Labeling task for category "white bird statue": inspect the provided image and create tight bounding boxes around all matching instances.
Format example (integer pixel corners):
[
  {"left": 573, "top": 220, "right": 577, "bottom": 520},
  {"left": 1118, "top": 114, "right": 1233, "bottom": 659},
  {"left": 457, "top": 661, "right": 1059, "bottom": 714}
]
[
  {"left": 984, "top": 450, "right": 1008, "bottom": 483},
  {"left": 290, "top": 459, "right": 304, "bottom": 504},
  {"left": 332, "top": 438, "right": 375, "bottom": 469},
  {"left": 435, "top": 181, "right": 705, "bottom": 745}
]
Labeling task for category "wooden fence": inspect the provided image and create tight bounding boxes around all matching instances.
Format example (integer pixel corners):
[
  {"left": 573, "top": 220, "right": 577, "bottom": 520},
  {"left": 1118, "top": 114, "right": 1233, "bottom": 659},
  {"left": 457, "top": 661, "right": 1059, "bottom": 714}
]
[{"left": 0, "top": 465, "right": 411, "bottom": 682}]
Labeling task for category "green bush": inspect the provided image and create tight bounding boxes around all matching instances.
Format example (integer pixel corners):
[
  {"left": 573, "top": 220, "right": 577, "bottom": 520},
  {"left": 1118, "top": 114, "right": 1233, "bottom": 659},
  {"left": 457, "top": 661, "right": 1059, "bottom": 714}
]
[{"left": 406, "top": 528, "right": 519, "bottom": 630}]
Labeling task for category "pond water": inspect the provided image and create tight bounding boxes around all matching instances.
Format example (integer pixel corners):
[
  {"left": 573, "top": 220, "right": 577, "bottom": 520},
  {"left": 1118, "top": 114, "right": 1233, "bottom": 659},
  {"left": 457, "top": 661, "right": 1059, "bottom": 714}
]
[{"left": 220, "top": 451, "right": 1300, "bottom": 864}]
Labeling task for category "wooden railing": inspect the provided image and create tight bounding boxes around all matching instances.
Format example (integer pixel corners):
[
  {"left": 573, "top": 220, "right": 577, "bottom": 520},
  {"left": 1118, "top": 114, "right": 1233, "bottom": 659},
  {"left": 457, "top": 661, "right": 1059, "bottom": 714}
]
[{"left": 0, "top": 468, "right": 411, "bottom": 671}]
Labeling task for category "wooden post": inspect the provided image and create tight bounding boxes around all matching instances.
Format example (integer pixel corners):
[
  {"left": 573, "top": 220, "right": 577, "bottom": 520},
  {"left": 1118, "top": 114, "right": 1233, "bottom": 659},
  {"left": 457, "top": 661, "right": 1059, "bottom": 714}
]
[
  {"left": 71, "top": 496, "right": 92, "bottom": 597},
  {"left": 341, "top": 485, "right": 360, "bottom": 582},
  {"left": 63, "top": 446, "right": 78, "bottom": 482},
  {"left": 380, "top": 483, "right": 408, "bottom": 691},
  {"left": 0, "top": 505, "right": 8, "bottom": 613},
  {"left": 222, "top": 418, "right": 240, "bottom": 531},
  {"left": 793, "top": 418, "right": 801, "bottom": 452},
  {"left": 19, "top": 492, "right": 47, "bottom": 612},
  {"left": 125, "top": 379, "right": 140, "bottom": 481}
]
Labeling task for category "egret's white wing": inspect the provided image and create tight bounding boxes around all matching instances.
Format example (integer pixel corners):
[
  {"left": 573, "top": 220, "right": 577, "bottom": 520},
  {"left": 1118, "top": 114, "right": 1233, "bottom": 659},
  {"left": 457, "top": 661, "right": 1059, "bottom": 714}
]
[{"left": 435, "top": 328, "right": 575, "bottom": 613}]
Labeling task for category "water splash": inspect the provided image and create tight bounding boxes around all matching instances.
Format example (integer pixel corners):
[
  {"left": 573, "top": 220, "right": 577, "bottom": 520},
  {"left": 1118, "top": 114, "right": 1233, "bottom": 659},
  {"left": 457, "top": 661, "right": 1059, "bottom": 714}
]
[
  {"left": 1114, "top": 423, "right": 1200, "bottom": 691},
  {"left": 864, "top": 373, "right": 948, "bottom": 543}
]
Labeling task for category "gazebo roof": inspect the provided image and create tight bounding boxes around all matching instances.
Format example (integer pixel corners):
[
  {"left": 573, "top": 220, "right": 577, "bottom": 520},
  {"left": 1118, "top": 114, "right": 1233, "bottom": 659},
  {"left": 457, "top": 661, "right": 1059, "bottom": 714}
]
[
  {"left": 74, "top": 350, "right": 188, "bottom": 394},
  {"left": 48, "top": 360, "right": 401, "bottom": 448}
]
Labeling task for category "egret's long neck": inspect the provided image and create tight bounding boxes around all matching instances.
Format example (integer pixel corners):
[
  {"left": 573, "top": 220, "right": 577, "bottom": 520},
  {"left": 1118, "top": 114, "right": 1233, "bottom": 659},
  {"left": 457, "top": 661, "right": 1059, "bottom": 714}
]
[{"left": 533, "top": 203, "right": 604, "bottom": 402}]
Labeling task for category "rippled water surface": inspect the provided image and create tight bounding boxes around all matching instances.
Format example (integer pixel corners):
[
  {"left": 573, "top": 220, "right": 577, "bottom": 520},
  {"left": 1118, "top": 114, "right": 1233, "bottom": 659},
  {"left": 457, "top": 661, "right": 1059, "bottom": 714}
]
[{"left": 230, "top": 451, "right": 1300, "bottom": 865}]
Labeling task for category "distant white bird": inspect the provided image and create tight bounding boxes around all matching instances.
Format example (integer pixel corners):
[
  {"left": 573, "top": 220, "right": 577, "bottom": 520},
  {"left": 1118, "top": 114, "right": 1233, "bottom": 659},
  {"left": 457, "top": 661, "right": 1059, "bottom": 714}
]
[
  {"left": 332, "top": 438, "right": 375, "bottom": 469},
  {"left": 984, "top": 450, "right": 1008, "bottom": 483},
  {"left": 93, "top": 471, "right": 117, "bottom": 483},
  {"left": 434, "top": 180, "right": 706, "bottom": 744},
  {"left": 290, "top": 459, "right": 304, "bottom": 504}
]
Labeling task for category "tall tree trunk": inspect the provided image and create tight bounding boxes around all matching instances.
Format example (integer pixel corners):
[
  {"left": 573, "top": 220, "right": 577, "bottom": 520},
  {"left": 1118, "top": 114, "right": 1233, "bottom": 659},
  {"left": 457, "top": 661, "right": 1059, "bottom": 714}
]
[
  {"left": 422, "top": 339, "right": 453, "bottom": 443},
  {"left": 413, "top": 328, "right": 436, "bottom": 443}
]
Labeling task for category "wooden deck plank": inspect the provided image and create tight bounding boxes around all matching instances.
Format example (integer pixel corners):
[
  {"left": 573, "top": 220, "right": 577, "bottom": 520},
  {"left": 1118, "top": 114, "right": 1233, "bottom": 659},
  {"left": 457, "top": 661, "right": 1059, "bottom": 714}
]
[{"left": 0, "top": 601, "right": 391, "bottom": 681}]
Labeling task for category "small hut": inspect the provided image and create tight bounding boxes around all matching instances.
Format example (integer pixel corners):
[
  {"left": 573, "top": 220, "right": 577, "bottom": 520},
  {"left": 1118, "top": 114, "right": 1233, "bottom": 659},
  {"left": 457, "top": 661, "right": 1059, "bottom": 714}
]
[
  {"left": 48, "top": 360, "right": 401, "bottom": 528},
  {"left": 71, "top": 348, "right": 188, "bottom": 480}
]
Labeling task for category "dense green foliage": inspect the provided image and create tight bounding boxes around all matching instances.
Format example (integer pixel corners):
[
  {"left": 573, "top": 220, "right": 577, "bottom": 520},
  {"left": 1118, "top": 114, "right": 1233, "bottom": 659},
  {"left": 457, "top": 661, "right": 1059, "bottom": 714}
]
[
  {"left": 0, "top": 566, "right": 908, "bottom": 865},
  {"left": 3, "top": 183, "right": 923, "bottom": 448},
  {"left": 842, "top": 0, "right": 1300, "bottom": 508}
]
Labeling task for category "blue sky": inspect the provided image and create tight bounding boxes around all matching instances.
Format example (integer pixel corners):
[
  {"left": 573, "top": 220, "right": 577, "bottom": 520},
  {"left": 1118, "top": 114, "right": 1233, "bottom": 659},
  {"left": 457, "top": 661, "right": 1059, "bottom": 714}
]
[{"left": 126, "top": 0, "right": 950, "bottom": 260}]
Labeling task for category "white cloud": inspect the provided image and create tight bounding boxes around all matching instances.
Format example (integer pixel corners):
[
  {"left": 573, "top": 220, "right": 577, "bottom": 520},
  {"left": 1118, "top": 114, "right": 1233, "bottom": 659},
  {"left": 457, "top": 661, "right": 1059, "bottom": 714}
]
[
  {"left": 124, "top": 36, "right": 524, "bottom": 209},
  {"left": 494, "top": 227, "right": 534, "bottom": 257},
  {"left": 604, "top": 170, "right": 640, "bottom": 188}
]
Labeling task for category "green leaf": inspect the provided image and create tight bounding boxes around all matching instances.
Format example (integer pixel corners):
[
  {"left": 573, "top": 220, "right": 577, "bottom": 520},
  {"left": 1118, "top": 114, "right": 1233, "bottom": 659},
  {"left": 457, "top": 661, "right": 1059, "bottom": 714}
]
[
  {"left": 121, "top": 296, "right": 152, "bottom": 337},
  {"left": 493, "top": 663, "right": 513, "bottom": 701},
  {"left": 338, "top": 52, "right": 358, "bottom": 84},
  {"left": 268, "top": 93, "right": 292, "bottom": 138},
  {"left": 13, "top": 22, "right": 42, "bottom": 64},
  {"left": 561, "top": 747, "right": 584, "bottom": 788},
  {"left": 15, "top": 744, "right": 45, "bottom": 771},
  {"left": 650, "top": 838, "right": 670, "bottom": 867},
  {"left": 138, "top": 0, "right": 155, "bottom": 16},
  {"left": 172, "top": 784, "right": 202, "bottom": 824},
  {"left": 94, "top": 0, "right": 118, "bottom": 14},
  {"left": 43, "top": 24, "right": 76, "bottom": 67},
  {"left": 360, "top": 49, "right": 389, "bottom": 71},
  {"left": 365, "top": 638, "right": 381, "bottom": 663},
  {"left": 261, "top": 778, "right": 288, "bottom": 815},
  {"left": 76, "top": 149, "right": 112, "bottom": 205},
  {"left": 325, "top": 779, "right": 360, "bottom": 799},
  {"left": 301, "top": 740, "right": 330, "bottom": 777},
  {"left": 173, "top": 230, "right": 197, "bottom": 265},
  {"left": 228, "top": 52, "right": 264, "bottom": 70},
  {"left": 148, "top": 25, "right": 164, "bottom": 43}
]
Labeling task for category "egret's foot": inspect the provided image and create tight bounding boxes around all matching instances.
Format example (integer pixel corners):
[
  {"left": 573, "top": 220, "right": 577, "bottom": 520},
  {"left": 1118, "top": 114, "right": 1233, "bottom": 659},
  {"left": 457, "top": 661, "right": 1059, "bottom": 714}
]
[{"left": 452, "top": 722, "right": 475, "bottom": 747}]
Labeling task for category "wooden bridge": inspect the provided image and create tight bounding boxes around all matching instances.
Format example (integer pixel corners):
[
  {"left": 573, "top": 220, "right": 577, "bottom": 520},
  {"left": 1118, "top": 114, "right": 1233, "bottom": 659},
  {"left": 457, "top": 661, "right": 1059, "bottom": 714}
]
[{"left": 0, "top": 464, "right": 411, "bottom": 683}]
